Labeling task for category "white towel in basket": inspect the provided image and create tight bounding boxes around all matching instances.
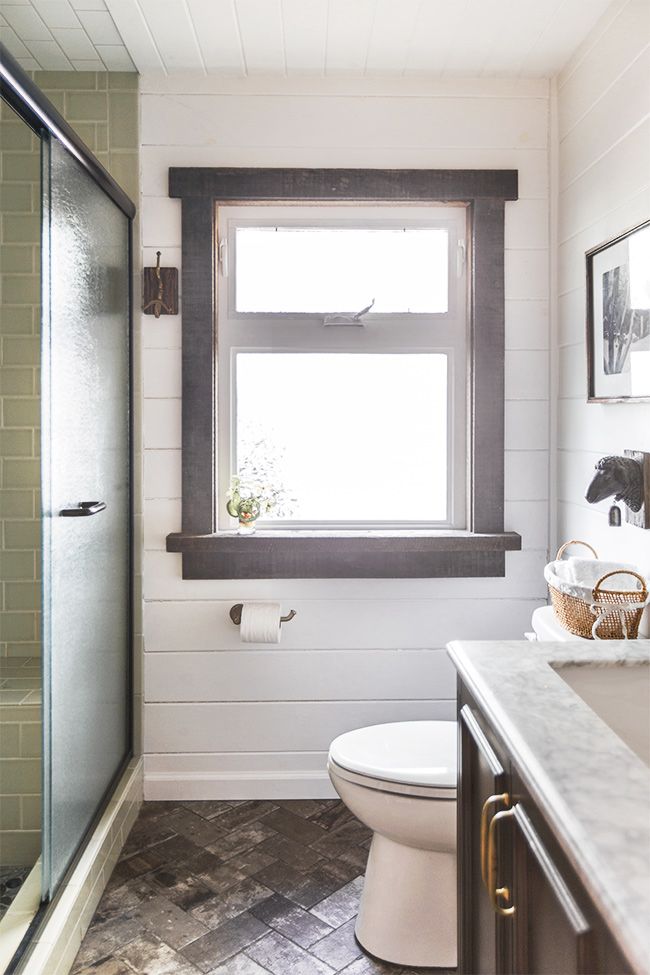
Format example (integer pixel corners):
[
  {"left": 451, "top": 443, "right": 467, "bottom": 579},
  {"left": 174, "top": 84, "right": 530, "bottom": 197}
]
[{"left": 567, "top": 557, "right": 638, "bottom": 590}]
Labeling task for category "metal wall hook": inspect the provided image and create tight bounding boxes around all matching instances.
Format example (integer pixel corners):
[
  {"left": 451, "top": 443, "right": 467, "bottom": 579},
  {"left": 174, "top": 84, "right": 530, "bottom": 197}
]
[
  {"left": 229, "top": 603, "right": 297, "bottom": 626},
  {"left": 143, "top": 250, "right": 178, "bottom": 318}
]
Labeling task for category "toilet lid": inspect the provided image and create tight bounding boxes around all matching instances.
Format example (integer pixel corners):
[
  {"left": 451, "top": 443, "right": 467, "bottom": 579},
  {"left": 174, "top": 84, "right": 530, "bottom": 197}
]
[{"left": 328, "top": 721, "right": 456, "bottom": 788}]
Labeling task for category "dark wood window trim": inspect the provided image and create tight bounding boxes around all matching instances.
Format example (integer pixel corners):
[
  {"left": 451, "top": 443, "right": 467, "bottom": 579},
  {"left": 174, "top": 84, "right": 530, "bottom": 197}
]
[{"left": 166, "top": 168, "right": 522, "bottom": 579}]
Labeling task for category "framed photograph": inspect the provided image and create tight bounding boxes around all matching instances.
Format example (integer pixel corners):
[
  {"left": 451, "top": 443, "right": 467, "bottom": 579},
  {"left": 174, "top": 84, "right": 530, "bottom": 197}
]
[{"left": 586, "top": 219, "right": 650, "bottom": 402}]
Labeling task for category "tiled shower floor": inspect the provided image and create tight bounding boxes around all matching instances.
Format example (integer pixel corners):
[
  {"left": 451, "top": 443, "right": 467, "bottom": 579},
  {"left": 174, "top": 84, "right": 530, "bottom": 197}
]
[
  {"left": 0, "top": 866, "right": 31, "bottom": 920},
  {"left": 73, "top": 800, "right": 452, "bottom": 975}
]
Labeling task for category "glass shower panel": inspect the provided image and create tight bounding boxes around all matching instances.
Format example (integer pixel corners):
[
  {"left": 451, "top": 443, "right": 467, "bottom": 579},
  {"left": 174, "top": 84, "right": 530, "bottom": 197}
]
[{"left": 42, "top": 137, "right": 130, "bottom": 897}]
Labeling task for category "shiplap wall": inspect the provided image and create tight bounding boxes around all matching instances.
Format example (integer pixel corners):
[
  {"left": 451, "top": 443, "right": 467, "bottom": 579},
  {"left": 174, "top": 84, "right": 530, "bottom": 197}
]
[
  {"left": 139, "top": 75, "right": 551, "bottom": 799},
  {"left": 555, "top": 0, "right": 650, "bottom": 635}
]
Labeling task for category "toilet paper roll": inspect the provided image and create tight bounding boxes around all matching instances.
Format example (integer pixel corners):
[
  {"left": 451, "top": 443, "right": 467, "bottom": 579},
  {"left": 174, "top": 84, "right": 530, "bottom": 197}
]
[{"left": 240, "top": 601, "right": 282, "bottom": 644}]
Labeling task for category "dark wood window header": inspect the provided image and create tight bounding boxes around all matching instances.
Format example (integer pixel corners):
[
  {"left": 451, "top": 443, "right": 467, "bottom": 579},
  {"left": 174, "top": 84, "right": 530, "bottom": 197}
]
[
  {"left": 169, "top": 167, "right": 518, "bottom": 202},
  {"left": 167, "top": 167, "right": 521, "bottom": 579}
]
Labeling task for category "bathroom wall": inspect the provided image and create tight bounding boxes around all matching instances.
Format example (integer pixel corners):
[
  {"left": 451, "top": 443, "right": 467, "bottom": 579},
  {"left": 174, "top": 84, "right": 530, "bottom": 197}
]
[
  {"left": 139, "top": 75, "right": 551, "bottom": 798},
  {"left": 554, "top": 0, "right": 650, "bottom": 630}
]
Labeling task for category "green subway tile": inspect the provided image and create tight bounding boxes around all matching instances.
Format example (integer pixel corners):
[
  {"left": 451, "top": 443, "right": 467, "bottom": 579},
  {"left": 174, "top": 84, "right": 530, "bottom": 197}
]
[
  {"left": 0, "top": 612, "right": 35, "bottom": 642},
  {"left": 2, "top": 398, "right": 40, "bottom": 427},
  {"left": 3, "top": 214, "right": 40, "bottom": 244},
  {"left": 4, "top": 582, "right": 41, "bottom": 611},
  {"left": 3, "top": 458, "right": 40, "bottom": 487},
  {"left": 108, "top": 73, "right": 138, "bottom": 91},
  {"left": 106, "top": 153, "right": 138, "bottom": 201},
  {"left": 0, "top": 305, "right": 34, "bottom": 333},
  {"left": 2, "top": 336, "right": 40, "bottom": 365},
  {"left": 0, "top": 757, "right": 41, "bottom": 793},
  {"left": 65, "top": 91, "right": 107, "bottom": 122},
  {"left": 0, "top": 430, "right": 33, "bottom": 456},
  {"left": 4, "top": 520, "right": 40, "bottom": 549},
  {"left": 21, "top": 794, "right": 41, "bottom": 828},
  {"left": 2, "top": 153, "right": 41, "bottom": 183},
  {"left": 71, "top": 122, "right": 97, "bottom": 151},
  {"left": 44, "top": 90, "right": 65, "bottom": 113},
  {"left": 0, "top": 490, "right": 34, "bottom": 518},
  {"left": 0, "top": 795, "right": 20, "bottom": 829},
  {"left": 0, "top": 725, "right": 19, "bottom": 759},
  {"left": 0, "top": 120, "right": 35, "bottom": 151},
  {"left": 20, "top": 723, "right": 42, "bottom": 759},
  {"left": 4, "top": 646, "right": 40, "bottom": 662},
  {"left": 0, "top": 244, "right": 34, "bottom": 273},
  {"left": 108, "top": 92, "right": 138, "bottom": 149},
  {"left": 0, "top": 551, "right": 34, "bottom": 580},
  {"left": 96, "top": 123, "right": 108, "bottom": 152},
  {"left": 0, "top": 705, "right": 40, "bottom": 722},
  {"left": 0, "top": 184, "right": 34, "bottom": 213},
  {"left": 0, "top": 367, "right": 34, "bottom": 394},
  {"left": 2, "top": 275, "right": 40, "bottom": 307},
  {"left": 96, "top": 73, "right": 108, "bottom": 90},
  {"left": 37, "top": 70, "right": 98, "bottom": 90},
  {"left": 0, "top": 101, "right": 26, "bottom": 123},
  {"left": 30, "top": 186, "right": 42, "bottom": 218},
  {"left": 0, "top": 831, "right": 41, "bottom": 864}
]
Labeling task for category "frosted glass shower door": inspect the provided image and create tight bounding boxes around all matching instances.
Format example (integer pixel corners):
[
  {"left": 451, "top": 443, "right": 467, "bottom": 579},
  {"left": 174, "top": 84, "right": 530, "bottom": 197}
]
[{"left": 42, "top": 138, "right": 131, "bottom": 897}]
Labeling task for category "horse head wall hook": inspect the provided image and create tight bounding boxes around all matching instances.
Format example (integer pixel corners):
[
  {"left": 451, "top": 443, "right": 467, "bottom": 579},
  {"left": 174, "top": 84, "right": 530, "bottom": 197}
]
[{"left": 585, "top": 455, "right": 644, "bottom": 512}]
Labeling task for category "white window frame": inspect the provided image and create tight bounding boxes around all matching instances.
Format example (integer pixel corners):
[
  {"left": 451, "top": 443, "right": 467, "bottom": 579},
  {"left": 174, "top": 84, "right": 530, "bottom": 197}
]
[{"left": 216, "top": 203, "right": 468, "bottom": 532}]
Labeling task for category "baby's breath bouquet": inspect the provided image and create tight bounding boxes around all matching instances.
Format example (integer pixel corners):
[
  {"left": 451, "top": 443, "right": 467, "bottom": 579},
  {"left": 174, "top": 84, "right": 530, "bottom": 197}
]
[{"left": 227, "top": 428, "right": 295, "bottom": 533}]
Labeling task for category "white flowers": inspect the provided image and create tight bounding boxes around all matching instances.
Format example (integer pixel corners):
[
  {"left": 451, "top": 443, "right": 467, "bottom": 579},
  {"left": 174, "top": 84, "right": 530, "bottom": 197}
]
[{"left": 227, "top": 427, "right": 296, "bottom": 521}]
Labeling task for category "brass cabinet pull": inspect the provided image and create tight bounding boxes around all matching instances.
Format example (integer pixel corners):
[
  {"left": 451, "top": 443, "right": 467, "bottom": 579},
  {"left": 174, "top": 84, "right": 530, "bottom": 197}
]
[
  {"left": 488, "top": 807, "right": 516, "bottom": 916},
  {"left": 480, "top": 792, "right": 509, "bottom": 889}
]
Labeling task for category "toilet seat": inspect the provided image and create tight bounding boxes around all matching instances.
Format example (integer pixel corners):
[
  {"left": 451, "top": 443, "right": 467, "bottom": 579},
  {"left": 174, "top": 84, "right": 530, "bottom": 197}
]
[{"left": 328, "top": 721, "right": 457, "bottom": 798}]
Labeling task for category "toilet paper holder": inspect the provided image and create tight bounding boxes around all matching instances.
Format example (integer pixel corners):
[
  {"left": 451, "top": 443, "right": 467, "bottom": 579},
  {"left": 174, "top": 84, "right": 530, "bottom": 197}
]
[{"left": 229, "top": 603, "right": 297, "bottom": 626}]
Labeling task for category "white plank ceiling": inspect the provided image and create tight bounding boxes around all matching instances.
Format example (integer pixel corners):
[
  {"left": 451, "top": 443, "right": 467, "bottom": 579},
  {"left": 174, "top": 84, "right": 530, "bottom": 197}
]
[{"left": 1, "top": 0, "right": 617, "bottom": 77}]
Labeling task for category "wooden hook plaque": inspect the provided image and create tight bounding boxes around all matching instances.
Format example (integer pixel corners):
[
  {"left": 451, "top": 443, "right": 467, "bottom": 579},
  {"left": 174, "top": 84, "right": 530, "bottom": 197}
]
[{"left": 144, "top": 251, "right": 178, "bottom": 317}]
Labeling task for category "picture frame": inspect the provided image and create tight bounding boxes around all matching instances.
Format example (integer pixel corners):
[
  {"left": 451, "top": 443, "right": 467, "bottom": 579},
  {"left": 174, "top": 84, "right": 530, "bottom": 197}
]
[{"left": 586, "top": 218, "right": 650, "bottom": 403}]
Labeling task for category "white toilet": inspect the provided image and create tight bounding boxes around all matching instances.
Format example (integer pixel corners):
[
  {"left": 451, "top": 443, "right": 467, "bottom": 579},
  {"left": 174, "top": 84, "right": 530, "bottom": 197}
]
[
  {"left": 327, "top": 720, "right": 457, "bottom": 969},
  {"left": 529, "top": 604, "right": 590, "bottom": 641}
]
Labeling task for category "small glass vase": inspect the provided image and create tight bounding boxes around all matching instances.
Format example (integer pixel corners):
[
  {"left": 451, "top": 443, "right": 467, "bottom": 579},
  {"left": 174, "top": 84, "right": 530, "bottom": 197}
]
[{"left": 236, "top": 499, "right": 261, "bottom": 534}]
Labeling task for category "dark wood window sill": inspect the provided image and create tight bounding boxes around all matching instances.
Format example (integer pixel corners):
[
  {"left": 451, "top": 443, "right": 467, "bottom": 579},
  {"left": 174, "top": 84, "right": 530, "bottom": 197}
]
[{"left": 166, "top": 530, "right": 522, "bottom": 579}]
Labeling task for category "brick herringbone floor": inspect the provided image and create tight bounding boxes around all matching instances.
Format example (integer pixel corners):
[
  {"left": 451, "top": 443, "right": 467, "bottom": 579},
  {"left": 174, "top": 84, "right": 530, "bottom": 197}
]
[{"left": 72, "top": 800, "right": 452, "bottom": 974}]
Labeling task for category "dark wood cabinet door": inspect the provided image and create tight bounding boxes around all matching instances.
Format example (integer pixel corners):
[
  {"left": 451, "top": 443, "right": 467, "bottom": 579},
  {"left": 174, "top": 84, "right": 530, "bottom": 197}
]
[
  {"left": 510, "top": 802, "right": 595, "bottom": 974},
  {"left": 459, "top": 700, "right": 512, "bottom": 974}
]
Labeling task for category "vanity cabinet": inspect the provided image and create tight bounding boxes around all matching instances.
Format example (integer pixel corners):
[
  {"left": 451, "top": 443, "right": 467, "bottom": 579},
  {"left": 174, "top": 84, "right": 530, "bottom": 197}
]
[{"left": 458, "top": 684, "right": 633, "bottom": 975}]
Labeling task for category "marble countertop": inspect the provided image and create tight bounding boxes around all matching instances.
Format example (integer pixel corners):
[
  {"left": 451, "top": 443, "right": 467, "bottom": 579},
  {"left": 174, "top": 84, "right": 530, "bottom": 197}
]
[{"left": 447, "top": 639, "right": 650, "bottom": 975}]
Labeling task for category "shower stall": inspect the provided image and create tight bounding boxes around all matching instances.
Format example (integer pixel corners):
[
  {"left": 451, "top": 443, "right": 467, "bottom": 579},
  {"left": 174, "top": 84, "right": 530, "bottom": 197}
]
[{"left": 0, "top": 49, "right": 133, "bottom": 968}]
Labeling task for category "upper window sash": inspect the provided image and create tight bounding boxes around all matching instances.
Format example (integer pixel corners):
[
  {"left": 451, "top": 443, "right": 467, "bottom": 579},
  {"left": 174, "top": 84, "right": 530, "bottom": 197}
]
[{"left": 219, "top": 204, "right": 467, "bottom": 324}]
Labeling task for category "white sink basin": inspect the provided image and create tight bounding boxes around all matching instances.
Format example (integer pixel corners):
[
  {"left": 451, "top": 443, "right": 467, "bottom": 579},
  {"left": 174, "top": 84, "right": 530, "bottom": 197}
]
[{"left": 554, "top": 662, "right": 650, "bottom": 766}]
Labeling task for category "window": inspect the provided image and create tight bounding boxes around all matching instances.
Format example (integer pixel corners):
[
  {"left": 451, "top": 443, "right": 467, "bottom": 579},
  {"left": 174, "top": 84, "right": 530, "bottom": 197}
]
[
  {"left": 217, "top": 205, "right": 467, "bottom": 531},
  {"left": 167, "top": 166, "right": 522, "bottom": 578}
]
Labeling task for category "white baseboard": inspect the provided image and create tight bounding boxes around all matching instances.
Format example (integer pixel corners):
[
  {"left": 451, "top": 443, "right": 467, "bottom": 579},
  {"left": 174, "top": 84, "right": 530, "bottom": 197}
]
[{"left": 144, "top": 769, "right": 337, "bottom": 800}]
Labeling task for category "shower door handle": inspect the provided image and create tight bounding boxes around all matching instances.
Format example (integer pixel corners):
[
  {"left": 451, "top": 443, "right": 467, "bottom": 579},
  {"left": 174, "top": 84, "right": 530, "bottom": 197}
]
[{"left": 60, "top": 500, "right": 107, "bottom": 517}]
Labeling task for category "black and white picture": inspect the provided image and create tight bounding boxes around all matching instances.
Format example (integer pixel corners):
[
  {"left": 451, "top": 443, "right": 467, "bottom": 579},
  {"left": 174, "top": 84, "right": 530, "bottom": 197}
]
[{"left": 587, "top": 220, "right": 650, "bottom": 401}]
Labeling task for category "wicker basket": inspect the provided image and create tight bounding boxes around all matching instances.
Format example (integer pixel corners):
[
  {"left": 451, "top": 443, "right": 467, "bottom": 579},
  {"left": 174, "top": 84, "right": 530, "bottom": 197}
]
[{"left": 546, "top": 540, "right": 648, "bottom": 640}]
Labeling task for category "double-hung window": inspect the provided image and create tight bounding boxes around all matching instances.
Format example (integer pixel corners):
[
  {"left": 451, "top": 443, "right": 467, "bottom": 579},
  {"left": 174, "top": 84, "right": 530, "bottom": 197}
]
[{"left": 216, "top": 204, "right": 468, "bottom": 532}]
